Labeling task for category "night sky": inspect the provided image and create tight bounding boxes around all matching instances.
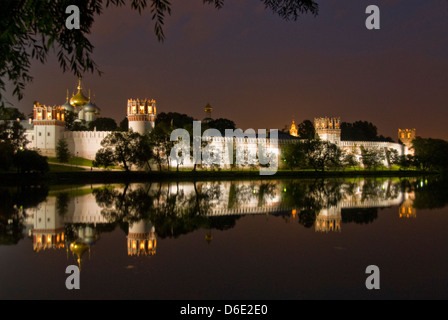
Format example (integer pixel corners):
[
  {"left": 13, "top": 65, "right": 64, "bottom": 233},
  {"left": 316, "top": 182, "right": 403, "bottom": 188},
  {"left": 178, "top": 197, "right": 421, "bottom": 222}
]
[{"left": 5, "top": 0, "right": 448, "bottom": 140}]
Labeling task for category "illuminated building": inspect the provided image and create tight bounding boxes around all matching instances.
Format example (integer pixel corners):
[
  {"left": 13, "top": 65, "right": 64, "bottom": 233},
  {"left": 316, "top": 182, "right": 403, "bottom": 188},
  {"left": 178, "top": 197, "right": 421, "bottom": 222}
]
[
  {"left": 127, "top": 98, "right": 157, "bottom": 135},
  {"left": 289, "top": 120, "right": 298, "bottom": 137},
  {"left": 23, "top": 77, "right": 414, "bottom": 164}
]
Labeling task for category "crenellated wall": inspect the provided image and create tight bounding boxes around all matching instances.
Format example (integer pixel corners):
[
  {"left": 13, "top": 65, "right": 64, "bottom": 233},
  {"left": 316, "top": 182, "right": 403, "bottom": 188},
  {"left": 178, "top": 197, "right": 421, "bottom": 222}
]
[{"left": 64, "top": 131, "right": 112, "bottom": 160}]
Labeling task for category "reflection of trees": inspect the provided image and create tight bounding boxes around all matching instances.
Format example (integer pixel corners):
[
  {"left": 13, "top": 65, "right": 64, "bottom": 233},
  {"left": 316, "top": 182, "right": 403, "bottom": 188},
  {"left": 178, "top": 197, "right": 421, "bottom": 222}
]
[
  {"left": 412, "top": 178, "right": 448, "bottom": 210},
  {"left": 150, "top": 182, "right": 242, "bottom": 239},
  {"left": 93, "top": 184, "right": 154, "bottom": 225},
  {"left": 56, "top": 192, "right": 70, "bottom": 216},
  {"left": 360, "top": 179, "right": 400, "bottom": 203},
  {"left": 281, "top": 179, "right": 405, "bottom": 227},
  {"left": 341, "top": 208, "right": 378, "bottom": 225},
  {"left": 93, "top": 182, "right": 241, "bottom": 239},
  {"left": 0, "top": 186, "right": 48, "bottom": 245},
  {"left": 227, "top": 181, "right": 277, "bottom": 209},
  {"left": 281, "top": 179, "right": 344, "bottom": 228},
  {"left": 87, "top": 177, "right": 433, "bottom": 238}
]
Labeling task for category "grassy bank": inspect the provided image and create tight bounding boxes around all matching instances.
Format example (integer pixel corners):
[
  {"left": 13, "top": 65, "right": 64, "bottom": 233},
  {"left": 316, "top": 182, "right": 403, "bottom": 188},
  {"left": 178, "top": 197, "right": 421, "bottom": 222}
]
[{"left": 0, "top": 167, "right": 438, "bottom": 186}]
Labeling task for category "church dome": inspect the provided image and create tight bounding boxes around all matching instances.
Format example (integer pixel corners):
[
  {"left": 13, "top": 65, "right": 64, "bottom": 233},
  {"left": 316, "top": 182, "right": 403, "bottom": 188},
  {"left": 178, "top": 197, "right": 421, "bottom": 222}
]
[
  {"left": 70, "top": 77, "right": 89, "bottom": 107},
  {"left": 70, "top": 91, "right": 89, "bottom": 107},
  {"left": 61, "top": 90, "right": 75, "bottom": 112},
  {"left": 83, "top": 101, "right": 99, "bottom": 114},
  {"left": 63, "top": 100, "right": 75, "bottom": 113}
]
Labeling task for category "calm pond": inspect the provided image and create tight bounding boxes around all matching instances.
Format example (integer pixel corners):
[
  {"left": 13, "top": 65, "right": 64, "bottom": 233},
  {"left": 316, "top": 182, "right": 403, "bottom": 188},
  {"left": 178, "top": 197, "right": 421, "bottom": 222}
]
[{"left": 1, "top": 177, "right": 448, "bottom": 300}]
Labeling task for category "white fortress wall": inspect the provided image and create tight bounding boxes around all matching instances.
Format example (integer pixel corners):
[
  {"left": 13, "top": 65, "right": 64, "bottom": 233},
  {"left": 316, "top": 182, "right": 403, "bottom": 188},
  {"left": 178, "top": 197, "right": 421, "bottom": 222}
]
[{"left": 64, "top": 131, "right": 112, "bottom": 160}]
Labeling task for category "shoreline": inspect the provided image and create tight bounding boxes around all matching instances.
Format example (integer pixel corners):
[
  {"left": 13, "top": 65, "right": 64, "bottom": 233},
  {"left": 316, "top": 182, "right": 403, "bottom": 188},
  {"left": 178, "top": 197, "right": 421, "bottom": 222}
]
[{"left": 0, "top": 169, "right": 438, "bottom": 186}]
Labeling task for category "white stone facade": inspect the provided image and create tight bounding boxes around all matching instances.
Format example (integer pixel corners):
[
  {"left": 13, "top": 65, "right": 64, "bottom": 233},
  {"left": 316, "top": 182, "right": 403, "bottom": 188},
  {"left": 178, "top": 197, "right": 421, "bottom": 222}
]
[{"left": 23, "top": 97, "right": 412, "bottom": 167}]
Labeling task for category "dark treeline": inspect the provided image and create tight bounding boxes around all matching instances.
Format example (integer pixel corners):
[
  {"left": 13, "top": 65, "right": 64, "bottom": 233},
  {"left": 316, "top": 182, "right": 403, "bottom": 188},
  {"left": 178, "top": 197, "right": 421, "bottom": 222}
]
[{"left": 341, "top": 121, "right": 394, "bottom": 142}]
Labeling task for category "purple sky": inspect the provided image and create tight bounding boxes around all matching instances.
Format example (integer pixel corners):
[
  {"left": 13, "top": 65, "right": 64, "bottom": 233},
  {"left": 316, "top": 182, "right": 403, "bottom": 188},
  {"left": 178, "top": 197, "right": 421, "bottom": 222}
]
[{"left": 6, "top": 0, "right": 448, "bottom": 140}]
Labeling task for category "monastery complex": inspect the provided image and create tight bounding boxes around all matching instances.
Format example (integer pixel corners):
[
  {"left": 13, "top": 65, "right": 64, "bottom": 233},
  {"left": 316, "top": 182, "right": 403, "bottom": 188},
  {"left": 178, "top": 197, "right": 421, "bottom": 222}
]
[{"left": 22, "top": 78, "right": 415, "bottom": 167}]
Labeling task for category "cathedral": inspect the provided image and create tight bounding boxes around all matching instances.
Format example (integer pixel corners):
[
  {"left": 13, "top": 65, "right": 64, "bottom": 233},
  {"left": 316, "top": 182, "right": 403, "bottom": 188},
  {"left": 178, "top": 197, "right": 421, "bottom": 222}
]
[{"left": 62, "top": 76, "right": 101, "bottom": 123}]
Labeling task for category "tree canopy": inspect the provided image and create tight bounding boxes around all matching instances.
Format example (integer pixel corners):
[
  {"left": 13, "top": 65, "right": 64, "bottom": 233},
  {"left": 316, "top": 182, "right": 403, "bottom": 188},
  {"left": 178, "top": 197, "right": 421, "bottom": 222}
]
[
  {"left": 296, "top": 120, "right": 316, "bottom": 140},
  {"left": 0, "top": 0, "right": 319, "bottom": 107},
  {"left": 88, "top": 117, "right": 118, "bottom": 131},
  {"left": 412, "top": 137, "right": 448, "bottom": 171},
  {"left": 341, "top": 121, "right": 394, "bottom": 142}
]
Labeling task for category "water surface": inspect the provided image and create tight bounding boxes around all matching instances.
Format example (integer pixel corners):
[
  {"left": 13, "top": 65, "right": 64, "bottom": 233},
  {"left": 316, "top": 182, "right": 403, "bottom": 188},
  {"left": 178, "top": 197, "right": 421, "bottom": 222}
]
[{"left": 1, "top": 177, "right": 447, "bottom": 299}]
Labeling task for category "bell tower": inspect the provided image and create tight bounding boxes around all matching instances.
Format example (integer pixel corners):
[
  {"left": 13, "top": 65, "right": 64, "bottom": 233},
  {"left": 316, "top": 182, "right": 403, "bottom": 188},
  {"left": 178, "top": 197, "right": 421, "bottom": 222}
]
[
  {"left": 32, "top": 103, "right": 66, "bottom": 156},
  {"left": 398, "top": 129, "right": 416, "bottom": 155},
  {"left": 314, "top": 117, "right": 341, "bottom": 144}
]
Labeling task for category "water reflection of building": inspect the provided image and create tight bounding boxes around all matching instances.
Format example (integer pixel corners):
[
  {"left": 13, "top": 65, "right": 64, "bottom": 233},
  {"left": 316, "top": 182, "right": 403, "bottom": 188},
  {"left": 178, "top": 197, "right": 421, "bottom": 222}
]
[
  {"left": 24, "top": 186, "right": 158, "bottom": 266},
  {"left": 22, "top": 180, "right": 417, "bottom": 260},
  {"left": 69, "top": 225, "right": 100, "bottom": 269},
  {"left": 315, "top": 207, "right": 341, "bottom": 233},
  {"left": 30, "top": 197, "right": 65, "bottom": 252},
  {"left": 127, "top": 220, "right": 157, "bottom": 256},
  {"left": 399, "top": 191, "right": 417, "bottom": 219}
]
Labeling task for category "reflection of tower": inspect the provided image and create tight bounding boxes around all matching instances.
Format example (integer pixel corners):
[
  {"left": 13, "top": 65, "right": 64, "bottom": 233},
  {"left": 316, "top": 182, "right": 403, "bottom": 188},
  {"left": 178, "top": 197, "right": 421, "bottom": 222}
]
[
  {"left": 399, "top": 191, "right": 416, "bottom": 219},
  {"left": 31, "top": 197, "right": 65, "bottom": 252},
  {"left": 127, "top": 98, "right": 157, "bottom": 135},
  {"left": 291, "top": 209, "right": 297, "bottom": 219},
  {"left": 127, "top": 220, "right": 157, "bottom": 256},
  {"left": 315, "top": 206, "right": 341, "bottom": 233},
  {"left": 69, "top": 225, "right": 100, "bottom": 270},
  {"left": 205, "top": 229, "right": 213, "bottom": 244},
  {"left": 314, "top": 117, "right": 341, "bottom": 144}
]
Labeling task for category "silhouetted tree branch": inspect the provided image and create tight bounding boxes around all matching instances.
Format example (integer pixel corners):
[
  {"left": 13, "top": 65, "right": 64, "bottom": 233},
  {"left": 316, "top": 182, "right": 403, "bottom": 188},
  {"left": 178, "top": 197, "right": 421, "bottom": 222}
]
[{"left": 0, "top": 0, "right": 319, "bottom": 106}]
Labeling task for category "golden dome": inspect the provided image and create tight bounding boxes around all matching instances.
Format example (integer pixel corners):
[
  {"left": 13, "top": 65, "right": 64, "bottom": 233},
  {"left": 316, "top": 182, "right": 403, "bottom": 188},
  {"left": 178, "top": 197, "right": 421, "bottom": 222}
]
[
  {"left": 70, "top": 240, "right": 89, "bottom": 258},
  {"left": 70, "top": 240, "right": 90, "bottom": 270},
  {"left": 70, "top": 77, "right": 89, "bottom": 107},
  {"left": 290, "top": 120, "right": 298, "bottom": 137}
]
